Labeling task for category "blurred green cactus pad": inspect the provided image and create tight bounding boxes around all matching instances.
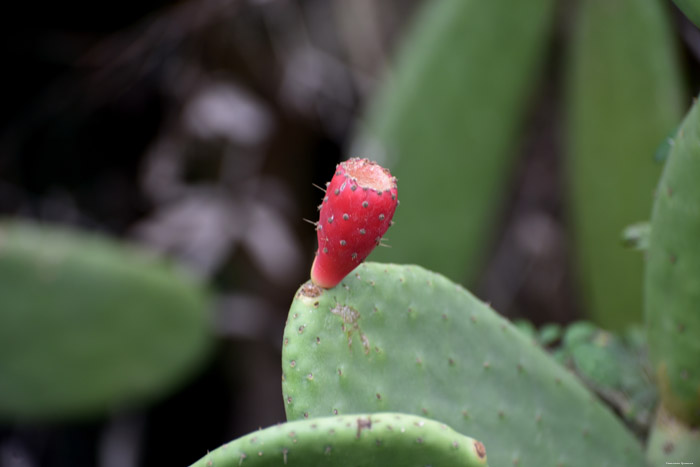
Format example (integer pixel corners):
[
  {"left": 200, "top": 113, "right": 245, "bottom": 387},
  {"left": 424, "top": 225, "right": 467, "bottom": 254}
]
[
  {"left": 566, "top": 0, "right": 684, "bottom": 329},
  {"left": 646, "top": 94, "right": 700, "bottom": 426},
  {"left": 0, "top": 220, "right": 212, "bottom": 421},
  {"left": 282, "top": 263, "right": 644, "bottom": 466}
]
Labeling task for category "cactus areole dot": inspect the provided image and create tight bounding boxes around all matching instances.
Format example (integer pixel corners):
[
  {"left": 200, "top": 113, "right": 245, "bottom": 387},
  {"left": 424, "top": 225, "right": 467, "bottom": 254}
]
[{"left": 311, "top": 158, "right": 398, "bottom": 288}]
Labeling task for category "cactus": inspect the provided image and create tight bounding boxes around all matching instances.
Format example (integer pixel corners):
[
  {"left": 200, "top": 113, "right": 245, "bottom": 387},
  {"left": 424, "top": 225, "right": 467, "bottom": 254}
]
[
  {"left": 282, "top": 263, "right": 644, "bottom": 466},
  {"left": 311, "top": 158, "right": 398, "bottom": 289},
  {"left": 645, "top": 94, "right": 700, "bottom": 428},
  {"left": 646, "top": 407, "right": 700, "bottom": 465},
  {"left": 565, "top": 0, "right": 685, "bottom": 330},
  {"left": 353, "top": 0, "right": 556, "bottom": 285},
  {"left": 0, "top": 221, "right": 212, "bottom": 421},
  {"left": 189, "top": 412, "right": 488, "bottom": 467}
]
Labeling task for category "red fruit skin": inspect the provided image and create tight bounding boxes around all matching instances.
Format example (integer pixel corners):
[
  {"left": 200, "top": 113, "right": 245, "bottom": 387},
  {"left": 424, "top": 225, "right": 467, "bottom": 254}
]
[{"left": 311, "top": 159, "right": 398, "bottom": 288}]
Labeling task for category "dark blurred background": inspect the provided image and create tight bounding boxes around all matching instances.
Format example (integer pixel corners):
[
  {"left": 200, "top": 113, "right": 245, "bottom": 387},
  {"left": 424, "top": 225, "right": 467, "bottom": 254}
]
[{"left": 1, "top": 0, "right": 699, "bottom": 465}]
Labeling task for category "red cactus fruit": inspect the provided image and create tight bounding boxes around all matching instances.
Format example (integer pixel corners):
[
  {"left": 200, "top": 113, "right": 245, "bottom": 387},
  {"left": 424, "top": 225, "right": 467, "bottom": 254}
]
[{"left": 310, "top": 158, "right": 398, "bottom": 288}]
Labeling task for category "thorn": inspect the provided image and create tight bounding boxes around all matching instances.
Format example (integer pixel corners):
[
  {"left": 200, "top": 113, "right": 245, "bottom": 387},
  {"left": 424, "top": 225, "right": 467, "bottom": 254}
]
[
  {"left": 312, "top": 183, "right": 326, "bottom": 193},
  {"left": 302, "top": 218, "right": 318, "bottom": 226}
]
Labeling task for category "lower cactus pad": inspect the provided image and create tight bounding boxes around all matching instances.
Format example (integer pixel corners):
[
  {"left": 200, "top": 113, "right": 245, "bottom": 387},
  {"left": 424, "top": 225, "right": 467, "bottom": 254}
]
[
  {"left": 189, "top": 412, "right": 488, "bottom": 467},
  {"left": 282, "top": 263, "right": 643, "bottom": 466}
]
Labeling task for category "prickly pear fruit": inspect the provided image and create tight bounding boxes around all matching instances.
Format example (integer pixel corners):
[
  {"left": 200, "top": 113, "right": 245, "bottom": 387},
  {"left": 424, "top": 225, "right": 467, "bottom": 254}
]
[
  {"left": 311, "top": 158, "right": 398, "bottom": 288},
  {"left": 189, "top": 412, "right": 489, "bottom": 467}
]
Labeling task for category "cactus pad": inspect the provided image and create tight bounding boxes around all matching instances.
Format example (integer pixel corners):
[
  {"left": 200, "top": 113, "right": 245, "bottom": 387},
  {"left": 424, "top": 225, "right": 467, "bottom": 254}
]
[
  {"left": 566, "top": 0, "right": 684, "bottom": 329},
  {"left": 282, "top": 263, "right": 643, "bottom": 466},
  {"left": 190, "top": 412, "right": 488, "bottom": 467},
  {"left": 645, "top": 96, "right": 700, "bottom": 426},
  {"left": 0, "top": 221, "right": 212, "bottom": 420},
  {"left": 646, "top": 406, "right": 700, "bottom": 465}
]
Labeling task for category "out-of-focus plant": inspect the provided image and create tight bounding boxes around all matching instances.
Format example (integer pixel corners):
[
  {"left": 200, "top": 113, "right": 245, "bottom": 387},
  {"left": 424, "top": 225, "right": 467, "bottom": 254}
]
[
  {"left": 0, "top": 221, "right": 213, "bottom": 421},
  {"left": 355, "top": 0, "right": 686, "bottom": 331}
]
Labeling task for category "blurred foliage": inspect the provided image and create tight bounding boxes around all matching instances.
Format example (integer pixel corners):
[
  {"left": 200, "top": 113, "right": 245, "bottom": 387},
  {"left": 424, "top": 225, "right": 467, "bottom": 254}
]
[
  {"left": 516, "top": 320, "right": 657, "bottom": 437},
  {"left": 566, "top": 0, "right": 685, "bottom": 330},
  {"left": 356, "top": 0, "right": 687, "bottom": 331},
  {"left": 673, "top": 0, "right": 700, "bottom": 27},
  {"left": 0, "top": 221, "right": 213, "bottom": 421},
  {"left": 355, "top": 0, "right": 557, "bottom": 286}
]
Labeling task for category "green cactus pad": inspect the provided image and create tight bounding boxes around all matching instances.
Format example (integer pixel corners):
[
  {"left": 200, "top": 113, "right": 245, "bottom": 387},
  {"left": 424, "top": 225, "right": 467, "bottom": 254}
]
[
  {"left": 646, "top": 407, "right": 700, "bottom": 465},
  {"left": 0, "top": 221, "right": 212, "bottom": 421},
  {"left": 353, "top": 0, "right": 556, "bottom": 284},
  {"left": 566, "top": 0, "right": 685, "bottom": 329},
  {"left": 190, "top": 412, "right": 488, "bottom": 467},
  {"left": 646, "top": 96, "right": 700, "bottom": 426},
  {"left": 282, "top": 263, "right": 644, "bottom": 466}
]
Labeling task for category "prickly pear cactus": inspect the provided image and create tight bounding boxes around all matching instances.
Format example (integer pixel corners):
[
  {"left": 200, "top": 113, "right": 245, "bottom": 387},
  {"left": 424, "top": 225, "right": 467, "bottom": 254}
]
[
  {"left": 646, "top": 94, "right": 700, "bottom": 428},
  {"left": 189, "top": 412, "right": 488, "bottom": 467},
  {"left": 646, "top": 406, "right": 700, "bottom": 465},
  {"left": 566, "top": 0, "right": 684, "bottom": 330},
  {"left": 0, "top": 221, "right": 212, "bottom": 421},
  {"left": 282, "top": 263, "right": 644, "bottom": 466}
]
